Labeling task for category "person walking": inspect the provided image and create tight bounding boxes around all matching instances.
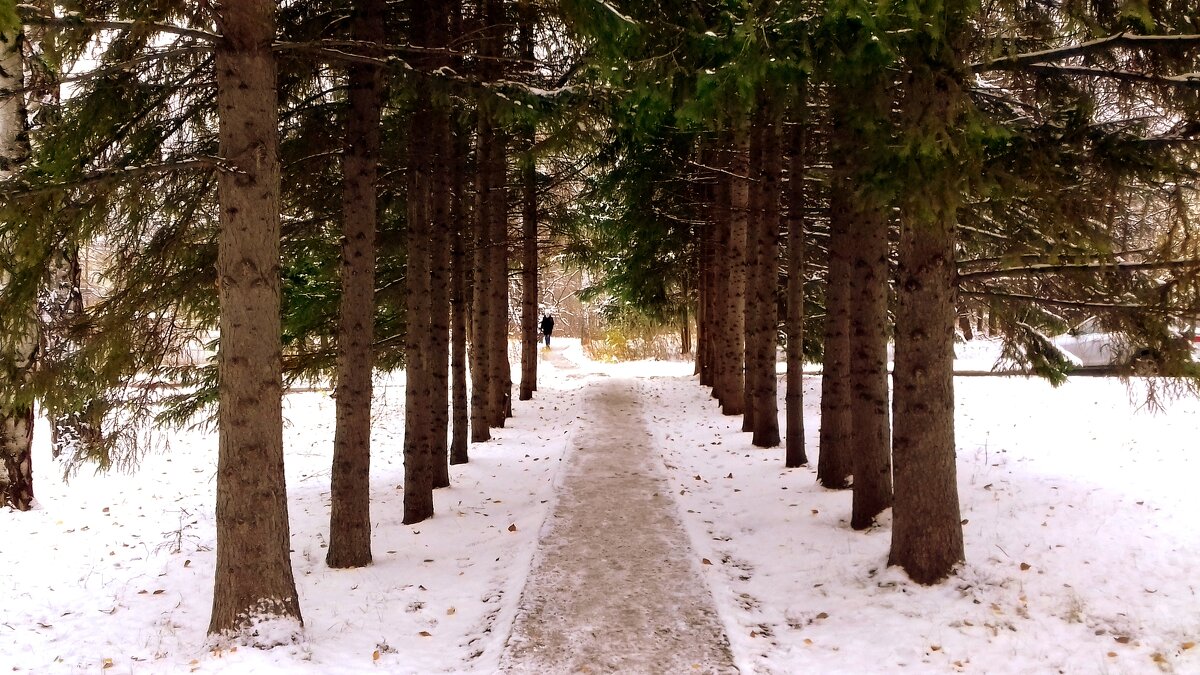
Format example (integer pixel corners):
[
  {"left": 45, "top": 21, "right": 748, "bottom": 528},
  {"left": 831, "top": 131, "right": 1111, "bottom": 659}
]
[{"left": 540, "top": 314, "right": 555, "bottom": 348}]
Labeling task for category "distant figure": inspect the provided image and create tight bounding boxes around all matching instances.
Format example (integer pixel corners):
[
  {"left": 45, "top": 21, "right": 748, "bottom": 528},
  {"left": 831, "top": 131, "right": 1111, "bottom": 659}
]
[{"left": 540, "top": 314, "right": 555, "bottom": 347}]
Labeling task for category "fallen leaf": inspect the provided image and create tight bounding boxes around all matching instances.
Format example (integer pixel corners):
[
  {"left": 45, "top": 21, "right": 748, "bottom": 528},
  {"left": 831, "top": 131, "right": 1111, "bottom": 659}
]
[
  {"left": 1019, "top": 563, "right": 1031, "bottom": 571},
  {"left": 102, "top": 658, "right": 114, "bottom": 669},
  {"left": 725, "top": 473, "right": 733, "bottom": 479},
  {"left": 507, "top": 524, "right": 517, "bottom": 532},
  {"left": 931, "top": 645, "right": 942, "bottom": 652},
  {"left": 816, "top": 612, "right": 829, "bottom": 620},
  {"left": 804, "top": 639, "right": 813, "bottom": 645},
  {"left": 447, "top": 607, "right": 456, "bottom": 616},
  {"left": 701, "top": 558, "right": 712, "bottom": 565},
  {"left": 1152, "top": 653, "right": 1167, "bottom": 664},
  {"left": 184, "top": 560, "right": 192, "bottom": 568},
  {"left": 1107, "top": 652, "right": 1117, "bottom": 658},
  {"left": 1183, "top": 642, "right": 1196, "bottom": 650},
  {"left": 1115, "top": 636, "right": 1131, "bottom": 644},
  {"left": 418, "top": 631, "right": 432, "bottom": 637},
  {"left": 373, "top": 650, "right": 380, "bottom": 661},
  {"left": 153, "top": 590, "right": 165, "bottom": 595}
]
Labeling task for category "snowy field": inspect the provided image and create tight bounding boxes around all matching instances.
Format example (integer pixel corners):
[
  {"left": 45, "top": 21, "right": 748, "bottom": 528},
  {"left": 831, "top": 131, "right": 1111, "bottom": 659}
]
[{"left": 3, "top": 338, "right": 1199, "bottom": 674}]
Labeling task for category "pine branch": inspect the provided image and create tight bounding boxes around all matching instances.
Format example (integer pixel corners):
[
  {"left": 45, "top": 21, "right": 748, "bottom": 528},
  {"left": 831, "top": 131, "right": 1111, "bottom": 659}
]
[
  {"left": 972, "top": 32, "right": 1200, "bottom": 73},
  {"left": 17, "top": 10, "right": 219, "bottom": 43},
  {"left": 958, "top": 258, "right": 1200, "bottom": 282},
  {"left": 1019, "top": 63, "right": 1200, "bottom": 88},
  {"left": 961, "top": 290, "right": 1183, "bottom": 314},
  {"left": 1, "top": 158, "right": 221, "bottom": 199}
]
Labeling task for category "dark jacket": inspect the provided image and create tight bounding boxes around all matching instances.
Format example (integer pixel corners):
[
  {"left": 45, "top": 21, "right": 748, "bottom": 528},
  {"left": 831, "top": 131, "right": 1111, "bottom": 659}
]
[{"left": 540, "top": 315, "right": 554, "bottom": 335}]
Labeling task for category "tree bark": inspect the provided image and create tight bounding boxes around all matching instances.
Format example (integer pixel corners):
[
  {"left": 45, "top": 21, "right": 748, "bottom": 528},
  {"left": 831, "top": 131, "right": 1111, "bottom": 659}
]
[
  {"left": 837, "top": 82, "right": 893, "bottom": 530},
  {"left": 450, "top": 118, "right": 470, "bottom": 465},
  {"left": 744, "top": 106, "right": 782, "bottom": 446},
  {"left": 889, "top": 10, "right": 968, "bottom": 584},
  {"left": 469, "top": 108, "right": 492, "bottom": 442},
  {"left": 208, "top": 0, "right": 303, "bottom": 637},
  {"left": 709, "top": 142, "right": 731, "bottom": 404},
  {"left": 0, "top": 23, "right": 37, "bottom": 512},
  {"left": 327, "top": 0, "right": 386, "bottom": 569},
  {"left": 784, "top": 91, "right": 808, "bottom": 468},
  {"left": 722, "top": 126, "right": 748, "bottom": 416},
  {"left": 517, "top": 0, "right": 538, "bottom": 402},
  {"left": 429, "top": 103, "right": 452, "bottom": 490},
  {"left": 817, "top": 184, "right": 853, "bottom": 490},
  {"left": 402, "top": 0, "right": 451, "bottom": 524},
  {"left": 480, "top": 0, "right": 510, "bottom": 428}
]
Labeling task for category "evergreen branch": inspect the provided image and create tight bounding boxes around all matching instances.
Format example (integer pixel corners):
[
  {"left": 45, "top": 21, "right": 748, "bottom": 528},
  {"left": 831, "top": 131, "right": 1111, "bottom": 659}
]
[
  {"left": 1, "top": 158, "right": 219, "bottom": 199},
  {"left": 37, "top": 46, "right": 210, "bottom": 92},
  {"left": 1020, "top": 63, "right": 1200, "bottom": 88},
  {"left": 958, "top": 258, "right": 1200, "bottom": 282},
  {"left": 17, "top": 10, "right": 219, "bottom": 43},
  {"left": 273, "top": 42, "right": 401, "bottom": 69},
  {"left": 972, "top": 32, "right": 1200, "bottom": 73},
  {"left": 960, "top": 290, "right": 1175, "bottom": 312}
]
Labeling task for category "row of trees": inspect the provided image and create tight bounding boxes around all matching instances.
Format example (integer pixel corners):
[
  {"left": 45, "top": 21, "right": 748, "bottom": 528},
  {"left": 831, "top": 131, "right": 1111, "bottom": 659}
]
[
  {"left": 560, "top": 0, "right": 1200, "bottom": 583},
  {"left": 2, "top": 0, "right": 1200, "bottom": 645},
  {"left": 0, "top": 0, "right": 574, "bottom": 640}
]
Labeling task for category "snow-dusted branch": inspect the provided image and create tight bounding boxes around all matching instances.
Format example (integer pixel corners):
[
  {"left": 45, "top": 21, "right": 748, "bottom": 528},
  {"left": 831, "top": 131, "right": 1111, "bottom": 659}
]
[
  {"left": 958, "top": 258, "right": 1200, "bottom": 282},
  {"left": 17, "top": 9, "right": 219, "bottom": 43},
  {"left": 1020, "top": 63, "right": 1200, "bottom": 88},
  {"left": 972, "top": 32, "right": 1200, "bottom": 73},
  {"left": 960, "top": 290, "right": 1178, "bottom": 312},
  {"left": 0, "top": 158, "right": 221, "bottom": 199}
]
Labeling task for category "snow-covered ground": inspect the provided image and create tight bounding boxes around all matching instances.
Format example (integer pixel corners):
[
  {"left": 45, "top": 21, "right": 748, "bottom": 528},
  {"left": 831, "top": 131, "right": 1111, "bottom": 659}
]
[{"left": 3, "top": 338, "right": 1198, "bottom": 673}]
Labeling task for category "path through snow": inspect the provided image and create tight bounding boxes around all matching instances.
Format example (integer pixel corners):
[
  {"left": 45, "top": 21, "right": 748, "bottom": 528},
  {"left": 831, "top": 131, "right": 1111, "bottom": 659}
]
[{"left": 500, "top": 375, "right": 738, "bottom": 674}]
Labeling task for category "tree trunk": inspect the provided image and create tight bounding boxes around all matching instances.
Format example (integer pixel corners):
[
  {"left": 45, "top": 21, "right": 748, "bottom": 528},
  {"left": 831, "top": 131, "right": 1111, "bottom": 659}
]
[
  {"left": 429, "top": 106, "right": 452, "bottom": 490},
  {"left": 784, "top": 90, "right": 808, "bottom": 468},
  {"left": 402, "top": 0, "right": 450, "bottom": 524},
  {"left": 208, "top": 0, "right": 303, "bottom": 638},
  {"left": 0, "top": 23, "right": 37, "bottom": 512},
  {"left": 837, "top": 82, "right": 893, "bottom": 530},
  {"left": 450, "top": 119, "right": 470, "bottom": 465},
  {"left": 481, "top": 0, "right": 510, "bottom": 428},
  {"left": 817, "top": 185, "right": 853, "bottom": 490},
  {"left": 696, "top": 172, "right": 712, "bottom": 383},
  {"left": 327, "top": 0, "right": 386, "bottom": 569},
  {"left": 750, "top": 106, "right": 781, "bottom": 448},
  {"left": 517, "top": 0, "right": 538, "bottom": 402},
  {"left": 742, "top": 121, "right": 763, "bottom": 434},
  {"left": 722, "top": 126, "right": 748, "bottom": 416},
  {"left": 469, "top": 108, "right": 492, "bottom": 442},
  {"left": 888, "top": 12, "right": 968, "bottom": 584},
  {"left": 709, "top": 142, "right": 731, "bottom": 404}
]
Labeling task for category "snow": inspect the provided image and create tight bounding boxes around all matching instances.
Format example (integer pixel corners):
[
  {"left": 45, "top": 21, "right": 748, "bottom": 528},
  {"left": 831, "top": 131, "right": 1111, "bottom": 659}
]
[{"left": 3, "top": 338, "right": 1199, "bottom": 673}]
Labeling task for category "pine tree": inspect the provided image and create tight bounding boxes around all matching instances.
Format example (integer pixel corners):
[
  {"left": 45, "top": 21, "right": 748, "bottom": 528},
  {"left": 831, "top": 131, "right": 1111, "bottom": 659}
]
[
  {"left": 327, "top": 0, "right": 387, "bottom": 570},
  {"left": 208, "top": 0, "right": 303, "bottom": 638}
]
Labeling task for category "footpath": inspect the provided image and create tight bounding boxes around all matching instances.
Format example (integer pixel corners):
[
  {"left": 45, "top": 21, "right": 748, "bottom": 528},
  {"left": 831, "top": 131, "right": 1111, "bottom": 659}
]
[{"left": 499, "top": 375, "right": 738, "bottom": 674}]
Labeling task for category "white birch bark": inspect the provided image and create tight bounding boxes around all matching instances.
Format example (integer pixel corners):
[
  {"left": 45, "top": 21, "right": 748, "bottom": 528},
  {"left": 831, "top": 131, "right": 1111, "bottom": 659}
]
[{"left": 0, "top": 23, "right": 39, "bottom": 511}]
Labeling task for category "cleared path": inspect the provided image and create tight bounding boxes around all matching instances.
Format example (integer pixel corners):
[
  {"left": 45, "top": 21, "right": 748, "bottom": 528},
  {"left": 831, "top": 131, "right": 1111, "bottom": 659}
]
[{"left": 500, "top": 376, "right": 738, "bottom": 674}]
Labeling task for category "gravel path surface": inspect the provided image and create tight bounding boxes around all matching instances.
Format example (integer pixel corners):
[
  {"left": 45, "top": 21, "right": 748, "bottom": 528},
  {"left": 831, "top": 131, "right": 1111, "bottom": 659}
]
[{"left": 500, "top": 375, "right": 738, "bottom": 674}]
